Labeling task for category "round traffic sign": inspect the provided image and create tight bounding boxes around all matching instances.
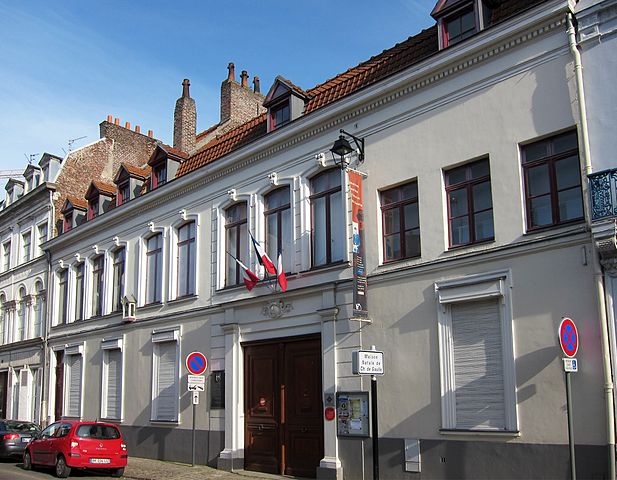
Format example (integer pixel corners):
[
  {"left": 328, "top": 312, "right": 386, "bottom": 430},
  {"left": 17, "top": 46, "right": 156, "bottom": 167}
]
[
  {"left": 186, "top": 351, "right": 208, "bottom": 375},
  {"left": 559, "top": 318, "right": 579, "bottom": 358}
]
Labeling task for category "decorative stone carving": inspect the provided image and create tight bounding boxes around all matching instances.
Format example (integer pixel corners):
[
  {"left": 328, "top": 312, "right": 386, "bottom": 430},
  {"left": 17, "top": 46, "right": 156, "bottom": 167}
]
[{"left": 262, "top": 299, "right": 293, "bottom": 319}]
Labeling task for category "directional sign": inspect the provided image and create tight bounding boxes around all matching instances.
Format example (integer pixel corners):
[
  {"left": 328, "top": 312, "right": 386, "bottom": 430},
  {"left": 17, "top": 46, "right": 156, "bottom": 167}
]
[
  {"left": 559, "top": 318, "right": 579, "bottom": 358},
  {"left": 186, "top": 351, "right": 208, "bottom": 375},
  {"left": 188, "top": 384, "right": 205, "bottom": 392}
]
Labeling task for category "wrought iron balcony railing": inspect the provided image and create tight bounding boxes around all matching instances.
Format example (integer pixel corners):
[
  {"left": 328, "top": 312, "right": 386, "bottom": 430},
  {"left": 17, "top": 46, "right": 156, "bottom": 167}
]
[{"left": 589, "top": 168, "right": 617, "bottom": 221}]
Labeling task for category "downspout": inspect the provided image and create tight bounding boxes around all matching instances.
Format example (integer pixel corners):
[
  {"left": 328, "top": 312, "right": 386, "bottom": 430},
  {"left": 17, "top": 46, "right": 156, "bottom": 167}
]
[
  {"left": 41, "top": 191, "right": 54, "bottom": 427},
  {"left": 567, "top": 12, "right": 616, "bottom": 478}
]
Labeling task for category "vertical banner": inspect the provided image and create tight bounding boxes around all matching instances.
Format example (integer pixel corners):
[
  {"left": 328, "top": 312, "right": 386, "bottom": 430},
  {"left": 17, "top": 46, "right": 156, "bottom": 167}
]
[{"left": 348, "top": 170, "right": 368, "bottom": 318}]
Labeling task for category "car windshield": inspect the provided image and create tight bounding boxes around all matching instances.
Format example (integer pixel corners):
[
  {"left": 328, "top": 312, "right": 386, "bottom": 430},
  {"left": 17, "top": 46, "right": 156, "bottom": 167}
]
[
  {"left": 5, "top": 421, "right": 39, "bottom": 433},
  {"left": 76, "top": 424, "right": 120, "bottom": 440}
]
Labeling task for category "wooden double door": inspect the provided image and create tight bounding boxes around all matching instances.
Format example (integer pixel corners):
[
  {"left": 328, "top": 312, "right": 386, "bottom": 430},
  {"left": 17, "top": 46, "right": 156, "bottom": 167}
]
[{"left": 244, "top": 335, "right": 323, "bottom": 478}]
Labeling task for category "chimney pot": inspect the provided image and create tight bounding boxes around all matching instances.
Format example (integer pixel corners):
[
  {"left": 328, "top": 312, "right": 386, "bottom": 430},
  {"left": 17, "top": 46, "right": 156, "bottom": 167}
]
[
  {"left": 125, "top": 121, "right": 131, "bottom": 129},
  {"left": 148, "top": 130, "right": 153, "bottom": 137},
  {"left": 135, "top": 125, "right": 141, "bottom": 133},
  {"left": 106, "top": 115, "right": 113, "bottom": 122},
  {"left": 241, "top": 70, "right": 249, "bottom": 88},
  {"left": 182, "top": 79, "right": 190, "bottom": 98},
  {"left": 253, "top": 76, "right": 261, "bottom": 94},
  {"left": 227, "top": 63, "right": 235, "bottom": 82},
  {"left": 114, "top": 117, "right": 120, "bottom": 125}
]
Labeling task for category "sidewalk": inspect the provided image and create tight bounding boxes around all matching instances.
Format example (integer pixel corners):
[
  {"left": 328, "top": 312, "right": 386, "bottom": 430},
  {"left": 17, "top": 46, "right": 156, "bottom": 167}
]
[{"left": 123, "top": 457, "right": 285, "bottom": 480}]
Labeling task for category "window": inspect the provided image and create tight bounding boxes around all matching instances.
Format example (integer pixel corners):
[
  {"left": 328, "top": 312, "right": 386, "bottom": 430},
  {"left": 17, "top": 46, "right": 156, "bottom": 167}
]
[
  {"left": 270, "top": 101, "right": 290, "bottom": 129},
  {"left": 91, "top": 255, "right": 105, "bottom": 317},
  {"left": 16, "top": 288, "right": 27, "bottom": 342},
  {"left": 88, "top": 197, "right": 99, "bottom": 220},
  {"left": 58, "top": 269, "right": 69, "bottom": 325},
  {"left": 118, "top": 182, "right": 130, "bottom": 206},
  {"left": 225, "top": 203, "right": 248, "bottom": 286},
  {"left": 444, "top": 7, "right": 476, "bottom": 46},
  {"left": 177, "top": 222, "right": 196, "bottom": 297},
  {"left": 63, "top": 212, "right": 73, "bottom": 233},
  {"left": 153, "top": 163, "right": 167, "bottom": 189},
  {"left": 522, "top": 131, "right": 583, "bottom": 230},
  {"left": 102, "top": 342, "right": 123, "bottom": 420},
  {"left": 33, "top": 282, "right": 44, "bottom": 337},
  {"left": 446, "top": 158, "right": 494, "bottom": 247},
  {"left": 2, "top": 241, "right": 10, "bottom": 271},
  {"left": 381, "top": 182, "right": 420, "bottom": 262},
  {"left": 310, "top": 169, "right": 344, "bottom": 267},
  {"left": 37, "top": 222, "right": 48, "bottom": 252},
  {"left": 0, "top": 296, "right": 5, "bottom": 345},
  {"left": 265, "top": 187, "right": 292, "bottom": 272},
  {"left": 151, "top": 331, "right": 179, "bottom": 422},
  {"left": 112, "top": 249, "right": 125, "bottom": 312},
  {"left": 65, "top": 353, "right": 83, "bottom": 418},
  {"left": 74, "top": 263, "right": 85, "bottom": 321},
  {"left": 21, "top": 231, "right": 31, "bottom": 263},
  {"left": 436, "top": 271, "right": 516, "bottom": 432},
  {"left": 146, "top": 235, "right": 163, "bottom": 304}
]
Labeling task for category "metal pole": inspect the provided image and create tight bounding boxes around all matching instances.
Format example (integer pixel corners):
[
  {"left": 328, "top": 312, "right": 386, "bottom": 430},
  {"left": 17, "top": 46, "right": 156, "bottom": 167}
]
[
  {"left": 371, "top": 375, "right": 379, "bottom": 480},
  {"left": 192, "top": 401, "right": 196, "bottom": 467},
  {"left": 566, "top": 371, "right": 576, "bottom": 480}
]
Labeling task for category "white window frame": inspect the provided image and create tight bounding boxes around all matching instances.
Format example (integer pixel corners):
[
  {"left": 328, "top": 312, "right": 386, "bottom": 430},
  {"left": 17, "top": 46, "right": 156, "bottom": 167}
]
[
  {"left": 169, "top": 211, "right": 200, "bottom": 301},
  {"left": 139, "top": 224, "right": 168, "bottom": 306},
  {"left": 21, "top": 230, "right": 32, "bottom": 264},
  {"left": 435, "top": 269, "right": 517, "bottom": 432},
  {"left": 63, "top": 343, "right": 84, "bottom": 419},
  {"left": 151, "top": 328, "right": 180, "bottom": 422},
  {"left": 101, "top": 337, "right": 124, "bottom": 421},
  {"left": 2, "top": 239, "right": 10, "bottom": 272},
  {"left": 36, "top": 221, "right": 48, "bottom": 256}
]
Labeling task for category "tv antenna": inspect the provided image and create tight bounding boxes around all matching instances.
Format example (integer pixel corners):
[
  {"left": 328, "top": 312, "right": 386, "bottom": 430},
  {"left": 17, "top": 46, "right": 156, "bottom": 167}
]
[
  {"left": 68, "top": 136, "right": 87, "bottom": 152},
  {"left": 23, "top": 153, "right": 39, "bottom": 165}
]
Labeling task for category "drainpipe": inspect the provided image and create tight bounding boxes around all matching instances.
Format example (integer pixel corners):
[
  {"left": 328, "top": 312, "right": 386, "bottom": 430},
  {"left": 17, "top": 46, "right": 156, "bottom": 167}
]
[{"left": 567, "top": 12, "right": 616, "bottom": 478}]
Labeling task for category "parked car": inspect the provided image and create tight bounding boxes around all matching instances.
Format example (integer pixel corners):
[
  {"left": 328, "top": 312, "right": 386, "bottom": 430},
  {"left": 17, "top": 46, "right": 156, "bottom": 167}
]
[
  {"left": 23, "top": 420, "right": 127, "bottom": 478},
  {"left": 0, "top": 420, "right": 40, "bottom": 459}
]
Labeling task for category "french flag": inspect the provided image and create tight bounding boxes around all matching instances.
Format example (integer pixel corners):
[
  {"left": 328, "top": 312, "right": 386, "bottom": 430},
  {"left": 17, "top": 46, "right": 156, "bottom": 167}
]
[
  {"left": 250, "top": 233, "right": 277, "bottom": 275},
  {"left": 236, "top": 258, "right": 260, "bottom": 291},
  {"left": 277, "top": 252, "right": 287, "bottom": 292}
]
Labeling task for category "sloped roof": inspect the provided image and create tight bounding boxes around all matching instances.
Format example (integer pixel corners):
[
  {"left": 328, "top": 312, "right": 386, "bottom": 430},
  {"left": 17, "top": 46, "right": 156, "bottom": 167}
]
[
  {"left": 115, "top": 163, "right": 151, "bottom": 183},
  {"left": 62, "top": 195, "right": 88, "bottom": 212},
  {"left": 180, "top": 0, "right": 546, "bottom": 177},
  {"left": 87, "top": 180, "right": 117, "bottom": 198},
  {"left": 160, "top": 144, "right": 189, "bottom": 159}
]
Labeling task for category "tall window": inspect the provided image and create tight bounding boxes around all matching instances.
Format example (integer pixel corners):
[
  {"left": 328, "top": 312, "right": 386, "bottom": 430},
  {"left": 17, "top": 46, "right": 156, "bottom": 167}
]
[
  {"left": 102, "top": 343, "right": 123, "bottom": 420},
  {"left": 153, "top": 163, "right": 167, "bottom": 189},
  {"left": 88, "top": 197, "right": 99, "bottom": 220},
  {"left": 63, "top": 212, "right": 73, "bottom": 233},
  {"left": 21, "top": 232, "right": 31, "bottom": 263},
  {"left": 37, "top": 222, "right": 48, "bottom": 253},
  {"left": 0, "top": 296, "right": 5, "bottom": 345},
  {"left": 65, "top": 353, "right": 83, "bottom": 418},
  {"left": 445, "top": 158, "right": 494, "bottom": 247},
  {"left": 522, "top": 131, "right": 583, "bottom": 230},
  {"left": 118, "top": 182, "right": 130, "bottom": 206},
  {"left": 177, "top": 222, "right": 196, "bottom": 297},
  {"left": 265, "top": 187, "right": 291, "bottom": 272},
  {"left": 74, "top": 263, "right": 85, "bottom": 321},
  {"left": 16, "top": 288, "right": 27, "bottom": 342},
  {"left": 311, "top": 169, "right": 344, "bottom": 267},
  {"left": 225, "top": 203, "right": 248, "bottom": 286},
  {"left": 381, "top": 182, "right": 420, "bottom": 262},
  {"left": 146, "top": 234, "right": 163, "bottom": 304},
  {"left": 2, "top": 241, "right": 10, "bottom": 271},
  {"left": 58, "top": 269, "right": 69, "bottom": 325},
  {"left": 92, "top": 255, "right": 105, "bottom": 317},
  {"left": 33, "top": 282, "right": 45, "bottom": 337},
  {"left": 151, "top": 332, "right": 179, "bottom": 422},
  {"left": 112, "top": 248, "right": 125, "bottom": 312}
]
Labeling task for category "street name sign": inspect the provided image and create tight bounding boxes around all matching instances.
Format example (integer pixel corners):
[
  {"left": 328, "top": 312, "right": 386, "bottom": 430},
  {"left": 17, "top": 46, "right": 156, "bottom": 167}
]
[
  {"left": 558, "top": 318, "right": 579, "bottom": 358},
  {"left": 352, "top": 349, "right": 385, "bottom": 375}
]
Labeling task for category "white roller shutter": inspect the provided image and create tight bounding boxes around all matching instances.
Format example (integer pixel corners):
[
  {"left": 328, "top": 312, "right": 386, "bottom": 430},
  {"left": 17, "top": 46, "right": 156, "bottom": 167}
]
[
  {"left": 154, "top": 341, "right": 177, "bottom": 421},
  {"left": 105, "top": 349, "right": 122, "bottom": 419},
  {"left": 451, "top": 299, "right": 505, "bottom": 429},
  {"left": 66, "top": 354, "right": 82, "bottom": 418}
]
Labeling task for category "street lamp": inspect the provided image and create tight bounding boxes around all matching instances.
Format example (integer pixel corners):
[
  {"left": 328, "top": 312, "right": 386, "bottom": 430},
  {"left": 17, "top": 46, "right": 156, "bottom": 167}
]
[{"left": 330, "top": 129, "right": 365, "bottom": 170}]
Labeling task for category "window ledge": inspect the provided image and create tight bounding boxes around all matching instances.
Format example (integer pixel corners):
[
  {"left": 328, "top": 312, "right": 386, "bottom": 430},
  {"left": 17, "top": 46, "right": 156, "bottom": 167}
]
[
  {"left": 439, "top": 429, "right": 520, "bottom": 437},
  {"left": 150, "top": 420, "right": 180, "bottom": 425},
  {"left": 139, "top": 302, "right": 163, "bottom": 312},
  {"left": 168, "top": 294, "right": 197, "bottom": 306},
  {"left": 301, "top": 260, "right": 350, "bottom": 275}
]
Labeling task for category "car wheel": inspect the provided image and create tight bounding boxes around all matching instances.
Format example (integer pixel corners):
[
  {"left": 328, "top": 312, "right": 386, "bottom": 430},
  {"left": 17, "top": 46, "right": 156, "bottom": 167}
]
[
  {"left": 22, "top": 451, "right": 32, "bottom": 470},
  {"left": 111, "top": 467, "right": 125, "bottom": 477},
  {"left": 55, "top": 455, "right": 71, "bottom": 478}
]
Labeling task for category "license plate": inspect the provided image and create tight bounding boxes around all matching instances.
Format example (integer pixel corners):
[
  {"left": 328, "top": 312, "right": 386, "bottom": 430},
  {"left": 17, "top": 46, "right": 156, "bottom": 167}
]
[
  {"left": 21, "top": 437, "right": 30, "bottom": 443},
  {"left": 90, "top": 458, "right": 111, "bottom": 464}
]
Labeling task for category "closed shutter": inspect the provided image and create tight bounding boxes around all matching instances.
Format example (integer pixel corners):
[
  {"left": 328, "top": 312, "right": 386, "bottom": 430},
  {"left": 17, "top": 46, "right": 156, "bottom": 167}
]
[
  {"left": 155, "top": 342, "right": 177, "bottom": 421},
  {"left": 67, "top": 354, "right": 82, "bottom": 417},
  {"left": 105, "top": 349, "right": 122, "bottom": 419},
  {"left": 451, "top": 299, "right": 505, "bottom": 429}
]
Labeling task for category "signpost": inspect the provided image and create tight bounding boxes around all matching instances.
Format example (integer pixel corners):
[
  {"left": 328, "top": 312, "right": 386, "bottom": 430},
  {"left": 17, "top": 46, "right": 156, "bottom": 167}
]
[
  {"left": 352, "top": 346, "right": 384, "bottom": 480},
  {"left": 186, "top": 351, "right": 208, "bottom": 467},
  {"left": 559, "top": 318, "right": 579, "bottom": 480}
]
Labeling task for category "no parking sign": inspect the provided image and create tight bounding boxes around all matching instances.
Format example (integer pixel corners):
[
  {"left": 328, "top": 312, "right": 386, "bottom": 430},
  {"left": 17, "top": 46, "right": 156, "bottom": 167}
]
[{"left": 558, "top": 317, "right": 579, "bottom": 358}]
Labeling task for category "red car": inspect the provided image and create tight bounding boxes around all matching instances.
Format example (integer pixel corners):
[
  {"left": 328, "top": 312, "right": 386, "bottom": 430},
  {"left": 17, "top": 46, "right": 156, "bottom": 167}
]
[{"left": 23, "top": 420, "right": 127, "bottom": 478}]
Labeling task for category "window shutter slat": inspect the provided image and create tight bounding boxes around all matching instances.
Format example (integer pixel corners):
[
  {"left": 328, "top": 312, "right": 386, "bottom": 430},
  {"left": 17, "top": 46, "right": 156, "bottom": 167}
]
[
  {"left": 106, "top": 349, "right": 122, "bottom": 419},
  {"left": 451, "top": 299, "right": 505, "bottom": 429},
  {"left": 155, "top": 342, "right": 177, "bottom": 421},
  {"left": 67, "top": 354, "right": 82, "bottom": 418}
]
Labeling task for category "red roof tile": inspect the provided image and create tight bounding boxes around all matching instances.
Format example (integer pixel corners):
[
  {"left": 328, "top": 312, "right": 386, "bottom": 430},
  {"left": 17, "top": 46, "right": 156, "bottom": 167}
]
[
  {"left": 122, "top": 163, "right": 151, "bottom": 179},
  {"left": 91, "top": 180, "right": 117, "bottom": 196},
  {"left": 160, "top": 144, "right": 189, "bottom": 159},
  {"left": 63, "top": 195, "right": 87, "bottom": 211}
]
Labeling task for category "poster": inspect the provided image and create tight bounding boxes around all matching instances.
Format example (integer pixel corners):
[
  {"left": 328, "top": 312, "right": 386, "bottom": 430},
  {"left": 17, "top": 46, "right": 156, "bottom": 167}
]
[{"left": 348, "top": 170, "right": 368, "bottom": 319}]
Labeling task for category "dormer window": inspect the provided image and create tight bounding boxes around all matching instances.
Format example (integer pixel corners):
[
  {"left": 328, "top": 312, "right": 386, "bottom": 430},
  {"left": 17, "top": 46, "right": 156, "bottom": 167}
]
[
  {"left": 88, "top": 197, "right": 99, "bottom": 220},
  {"left": 118, "top": 181, "right": 130, "bottom": 205},
  {"left": 153, "top": 163, "right": 167, "bottom": 188},
  {"left": 85, "top": 181, "right": 116, "bottom": 219},
  {"left": 63, "top": 212, "right": 73, "bottom": 233},
  {"left": 61, "top": 196, "right": 87, "bottom": 233},
  {"left": 113, "top": 163, "right": 150, "bottom": 206},
  {"left": 147, "top": 145, "right": 186, "bottom": 191},
  {"left": 432, "top": 0, "right": 492, "bottom": 49},
  {"left": 264, "top": 76, "right": 309, "bottom": 133}
]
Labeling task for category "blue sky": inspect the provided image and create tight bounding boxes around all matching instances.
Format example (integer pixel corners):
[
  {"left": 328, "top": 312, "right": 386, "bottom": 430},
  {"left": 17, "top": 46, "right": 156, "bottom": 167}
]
[{"left": 0, "top": 0, "right": 435, "bottom": 174}]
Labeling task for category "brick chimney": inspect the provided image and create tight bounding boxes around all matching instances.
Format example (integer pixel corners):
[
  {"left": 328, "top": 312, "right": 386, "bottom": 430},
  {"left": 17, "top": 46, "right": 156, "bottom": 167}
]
[
  {"left": 220, "top": 63, "right": 266, "bottom": 127},
  {"left": 173, "top": 78, "right": 197, "bottom": 154}
]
